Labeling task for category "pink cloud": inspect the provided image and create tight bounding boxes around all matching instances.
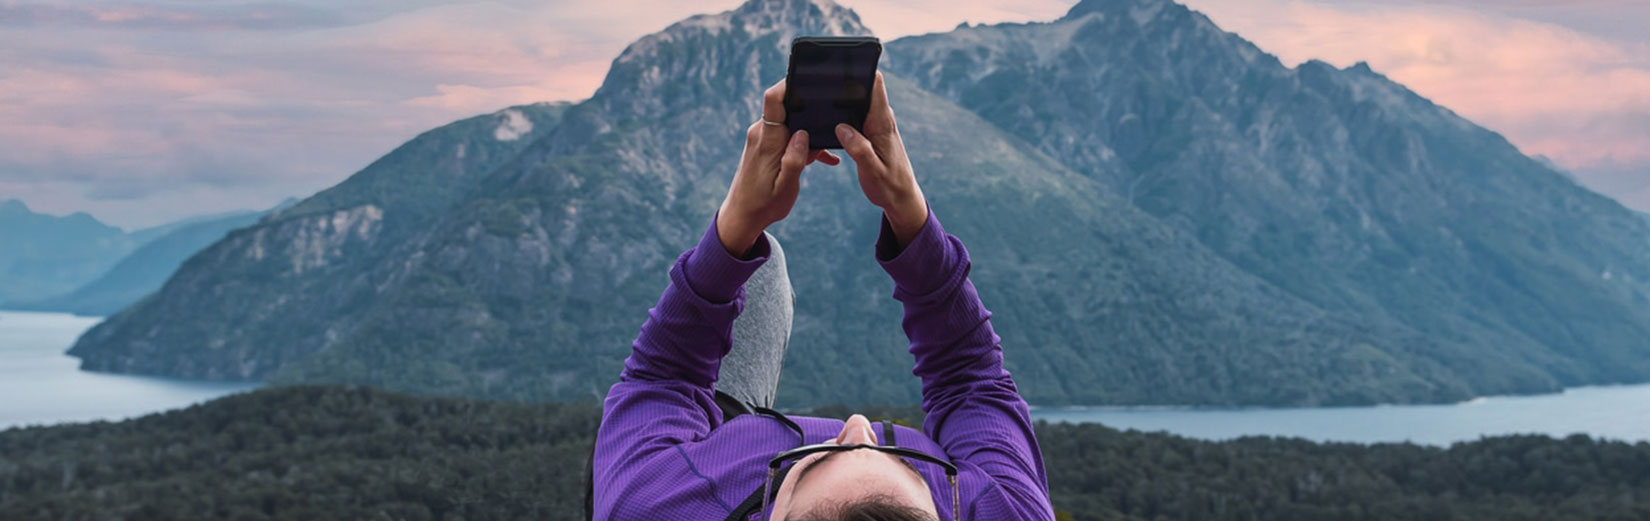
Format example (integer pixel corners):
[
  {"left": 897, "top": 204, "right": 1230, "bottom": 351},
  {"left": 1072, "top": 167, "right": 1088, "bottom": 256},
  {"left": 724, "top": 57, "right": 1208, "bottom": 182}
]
[
  {"left": 1181, "top": 0, "right": 1650, "bottom": 204},
  {"left": 5, "top": 0, "right": 1647, "bottom": 225}
]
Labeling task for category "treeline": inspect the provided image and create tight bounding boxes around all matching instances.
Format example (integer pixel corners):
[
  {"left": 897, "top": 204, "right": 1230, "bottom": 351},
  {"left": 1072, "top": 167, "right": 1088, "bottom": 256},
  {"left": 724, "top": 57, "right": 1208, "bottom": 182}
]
[{"left": 2, "top": 386, "right": 1647, "bottom": 520}]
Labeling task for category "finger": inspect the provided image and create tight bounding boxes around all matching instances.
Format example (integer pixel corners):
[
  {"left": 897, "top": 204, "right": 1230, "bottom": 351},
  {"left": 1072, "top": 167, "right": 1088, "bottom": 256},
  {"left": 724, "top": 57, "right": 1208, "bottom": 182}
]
[
  {"left": 762, "top": 79, "right": 787, "bottom": 129},
  {"left": 813, "top": 150, "right": 841, "bottom": 166},
  {"left": 865, "top": 71, "right": 895, "bottom": 135},
  {"left": 775, "top": 130, "right": 809, "bottom": 195},
  {"left": 836, "top": 123, "right": 880, "bottom": 168},
  {"left": 745, "top": 120, "right": 763, "bottom": 148}
]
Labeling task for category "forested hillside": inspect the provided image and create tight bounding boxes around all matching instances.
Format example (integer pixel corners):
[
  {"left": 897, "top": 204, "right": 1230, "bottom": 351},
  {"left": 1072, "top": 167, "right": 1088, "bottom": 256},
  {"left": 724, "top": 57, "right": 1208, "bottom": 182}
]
[{"left": 2, "top": 386, "right": 1647, "bottom": 520}]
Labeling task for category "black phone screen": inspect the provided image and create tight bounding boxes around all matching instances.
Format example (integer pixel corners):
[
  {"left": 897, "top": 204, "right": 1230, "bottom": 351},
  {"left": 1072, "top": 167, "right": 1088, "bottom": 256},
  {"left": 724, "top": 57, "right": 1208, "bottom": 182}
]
[{"left": 784, "top": 37, "right": 881, "bottom": 149}]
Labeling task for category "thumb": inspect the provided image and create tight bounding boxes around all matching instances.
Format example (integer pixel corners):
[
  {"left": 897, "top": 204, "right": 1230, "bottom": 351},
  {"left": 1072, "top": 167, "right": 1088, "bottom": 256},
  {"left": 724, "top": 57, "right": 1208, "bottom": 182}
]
[{"left": 836, "top": 124, "right": 880, "bottom": 169}]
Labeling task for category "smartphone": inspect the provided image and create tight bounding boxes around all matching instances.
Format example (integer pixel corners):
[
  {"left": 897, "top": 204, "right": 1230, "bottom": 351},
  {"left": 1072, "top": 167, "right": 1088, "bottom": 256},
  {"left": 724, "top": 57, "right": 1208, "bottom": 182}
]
[{"left": 784, "top": 36, "right": 882, "bottom": 149}]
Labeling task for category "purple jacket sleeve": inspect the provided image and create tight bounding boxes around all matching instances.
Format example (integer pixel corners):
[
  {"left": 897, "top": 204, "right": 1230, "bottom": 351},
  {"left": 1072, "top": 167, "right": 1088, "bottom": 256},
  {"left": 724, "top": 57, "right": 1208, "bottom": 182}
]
[
  {"left": 592, "top": 217, "right": 767, "bottom": 519},
  {"left": 876, "top": 209, "right": 1055, "bottom": 520}
]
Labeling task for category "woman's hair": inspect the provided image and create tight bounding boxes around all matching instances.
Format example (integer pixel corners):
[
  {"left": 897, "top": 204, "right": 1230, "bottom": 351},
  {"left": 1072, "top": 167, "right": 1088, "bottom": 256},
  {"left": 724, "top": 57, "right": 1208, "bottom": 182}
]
[{"left": 789, "top": 494, "right": 938, "bottom": 521}]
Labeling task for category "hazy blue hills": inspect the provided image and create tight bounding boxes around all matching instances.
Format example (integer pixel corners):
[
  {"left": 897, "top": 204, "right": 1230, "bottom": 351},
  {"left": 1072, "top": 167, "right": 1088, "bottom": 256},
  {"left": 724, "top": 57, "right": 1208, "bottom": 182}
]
[
  {"left": 2, "top": 386, "right": 1648, "bottom": 520},
  {"left": 8, "top": 202, "right": 299, "bottom": 316},
  {"left": 67, "top": 0, "right": 1650, "bottom": 408},
  {"left": 0, "top": 200, "right": 136, "bottom": 304}
]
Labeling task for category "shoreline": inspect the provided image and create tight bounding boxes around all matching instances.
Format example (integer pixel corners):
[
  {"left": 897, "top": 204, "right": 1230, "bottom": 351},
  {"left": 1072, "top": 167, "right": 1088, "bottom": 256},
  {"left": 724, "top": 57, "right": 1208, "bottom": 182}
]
[{"left": 1026, "top": 381, "right": 1650, "bottom": 413}]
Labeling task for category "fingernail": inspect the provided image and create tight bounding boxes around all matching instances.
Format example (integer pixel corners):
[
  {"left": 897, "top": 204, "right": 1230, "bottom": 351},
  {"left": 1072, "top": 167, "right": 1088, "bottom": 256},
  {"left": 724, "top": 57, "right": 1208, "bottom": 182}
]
[
  {"left": 835, "top": 124, "right": 850, "bottom": 140},
  {"left": 793, "top": 130, "right": 808, "bottom": 147}
]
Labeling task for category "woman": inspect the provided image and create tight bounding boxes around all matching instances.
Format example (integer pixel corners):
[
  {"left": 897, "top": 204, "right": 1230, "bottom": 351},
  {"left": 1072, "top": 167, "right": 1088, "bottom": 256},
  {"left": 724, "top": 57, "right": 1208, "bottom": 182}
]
[{"left": 591, "top": 72, "right": 1054, "bottom": 521}]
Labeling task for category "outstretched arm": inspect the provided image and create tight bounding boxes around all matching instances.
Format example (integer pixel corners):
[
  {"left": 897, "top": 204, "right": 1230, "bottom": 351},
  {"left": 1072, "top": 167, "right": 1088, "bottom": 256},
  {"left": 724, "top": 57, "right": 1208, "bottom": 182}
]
[
  {"left": 837, "top": 72, "right": 1054, "bottom": 520},
  {"left": 592, "top": 79, "right": 837, "bottom": 518},
  {"left": 874, "top": 209, "right": 1053, "bottom": 520}
]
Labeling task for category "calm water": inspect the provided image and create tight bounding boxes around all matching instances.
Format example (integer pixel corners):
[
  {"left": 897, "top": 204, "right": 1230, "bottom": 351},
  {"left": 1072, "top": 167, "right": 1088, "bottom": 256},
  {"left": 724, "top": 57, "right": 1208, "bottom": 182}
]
[
  {"left": 1032, "top": 384, "right": 1650, "bottom": 445},
  {"left": 0, "top": 310, "right": 258, "bottom": 430},
  {"left": 4, "top": 310, "right": 1648, "bottom": 444}
]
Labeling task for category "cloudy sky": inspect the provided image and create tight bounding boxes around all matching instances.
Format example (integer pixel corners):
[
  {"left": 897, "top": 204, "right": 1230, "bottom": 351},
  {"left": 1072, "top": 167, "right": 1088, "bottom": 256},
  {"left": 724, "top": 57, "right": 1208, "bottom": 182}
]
[{"left": 3, "top": 0, "right": 1646, "bottom": 228}]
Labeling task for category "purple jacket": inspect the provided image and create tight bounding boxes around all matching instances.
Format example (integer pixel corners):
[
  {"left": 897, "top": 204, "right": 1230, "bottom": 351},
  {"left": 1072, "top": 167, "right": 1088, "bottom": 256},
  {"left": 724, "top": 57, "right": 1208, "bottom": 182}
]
[{"left": 593, "top": 210, "right": 1054, "bottom": 521}]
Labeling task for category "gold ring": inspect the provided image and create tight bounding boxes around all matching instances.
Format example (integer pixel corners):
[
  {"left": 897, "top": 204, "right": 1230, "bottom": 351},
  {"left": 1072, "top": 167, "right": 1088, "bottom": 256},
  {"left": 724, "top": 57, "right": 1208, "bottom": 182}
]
[{"left": 760, "top": 117, "right": 783, "bottom": 127}]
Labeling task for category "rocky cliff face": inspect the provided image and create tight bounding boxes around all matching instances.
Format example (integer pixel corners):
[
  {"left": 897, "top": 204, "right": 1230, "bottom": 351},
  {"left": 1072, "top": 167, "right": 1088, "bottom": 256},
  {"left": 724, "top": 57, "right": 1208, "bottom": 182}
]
[{"left": 68, "top": 0, "right": 1650, "bottom": 407}]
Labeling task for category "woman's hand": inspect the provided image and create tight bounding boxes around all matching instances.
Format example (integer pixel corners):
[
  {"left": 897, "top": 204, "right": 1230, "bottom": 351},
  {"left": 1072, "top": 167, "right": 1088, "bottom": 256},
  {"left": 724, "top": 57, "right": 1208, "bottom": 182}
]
[
  {"left": 835, "top": 72, "right": 927, "bottom": 247},
  {"left": 717, "top": 79, "right": 840, "bottom": 256}
]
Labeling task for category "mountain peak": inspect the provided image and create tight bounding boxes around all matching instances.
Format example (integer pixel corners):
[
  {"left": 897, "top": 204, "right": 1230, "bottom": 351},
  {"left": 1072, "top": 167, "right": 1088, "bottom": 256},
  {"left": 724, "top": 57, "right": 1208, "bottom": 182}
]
[
  {"left": 731, "top": 0, "right": 854, "bottom": 23},
  {"left": 1064, "top": 0, "right": 1175, "bottom": 22},
  {"left": 611, "top": 0, "right": 868, "bottom": 67},
  {"left": 0, "top": 199, "right": 27, "bottom": 214},
  {"left": 593, "top": 0, "right": 871, "bottom": 118}
]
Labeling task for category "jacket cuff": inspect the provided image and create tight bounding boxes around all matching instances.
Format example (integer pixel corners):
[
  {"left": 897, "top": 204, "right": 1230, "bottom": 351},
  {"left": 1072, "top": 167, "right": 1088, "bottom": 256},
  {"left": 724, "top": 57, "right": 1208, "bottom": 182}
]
[
  {"left": 681, "top": 216, "right": 769, "bottom": 304},
  {"left": 876, "top": 207, "right": 961, "bottom": 296}
]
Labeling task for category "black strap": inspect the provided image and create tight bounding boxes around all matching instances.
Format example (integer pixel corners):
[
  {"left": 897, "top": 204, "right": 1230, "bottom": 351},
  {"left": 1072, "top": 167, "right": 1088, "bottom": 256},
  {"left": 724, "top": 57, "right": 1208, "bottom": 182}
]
[
  {"left": 722, "top": 404, "right": 804, "bottom": 521},
  {"left": 716, "top": 390, "right": 757, "bottom": 419},
  {"left": 752, "top": 405, "right": 806, "bottom": 442},
  {"left": 723, "top": 462, "right": 792, "bottom": 521}
]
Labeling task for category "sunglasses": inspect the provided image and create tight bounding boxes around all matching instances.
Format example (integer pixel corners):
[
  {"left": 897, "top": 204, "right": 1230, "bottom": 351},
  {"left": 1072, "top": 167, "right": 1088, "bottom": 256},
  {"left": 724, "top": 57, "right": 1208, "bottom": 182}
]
[{"left": 761, "top": 443, "right": 962, "bottom": 521}]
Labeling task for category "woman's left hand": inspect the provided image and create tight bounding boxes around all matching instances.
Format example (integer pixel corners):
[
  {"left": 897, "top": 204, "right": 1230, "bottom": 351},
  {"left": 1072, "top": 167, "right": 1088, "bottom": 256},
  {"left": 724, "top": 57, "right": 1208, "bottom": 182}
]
[{"left": 716, "top": 79, "right": 840, "bottom": 256}]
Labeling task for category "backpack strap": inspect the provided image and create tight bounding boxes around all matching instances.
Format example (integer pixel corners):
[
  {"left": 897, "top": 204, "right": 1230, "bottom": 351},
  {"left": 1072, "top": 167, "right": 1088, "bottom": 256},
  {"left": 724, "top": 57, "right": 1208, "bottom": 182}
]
[{"left": 721, "top": 404, "right": 807, "bottom": 521}]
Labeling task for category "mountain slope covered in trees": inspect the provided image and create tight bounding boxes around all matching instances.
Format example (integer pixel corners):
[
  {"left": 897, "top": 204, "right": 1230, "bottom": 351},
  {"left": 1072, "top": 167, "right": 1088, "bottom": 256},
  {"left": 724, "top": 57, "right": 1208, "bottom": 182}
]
[{"left": 1, "top": 386, "right": 1647, "bottom": 521}]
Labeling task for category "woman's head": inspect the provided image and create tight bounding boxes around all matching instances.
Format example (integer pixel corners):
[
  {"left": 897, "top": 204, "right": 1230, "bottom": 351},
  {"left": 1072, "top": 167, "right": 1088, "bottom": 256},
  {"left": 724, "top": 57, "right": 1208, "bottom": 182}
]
[{"left": 766, "top": 414, "right": 940, "bottom": 521}]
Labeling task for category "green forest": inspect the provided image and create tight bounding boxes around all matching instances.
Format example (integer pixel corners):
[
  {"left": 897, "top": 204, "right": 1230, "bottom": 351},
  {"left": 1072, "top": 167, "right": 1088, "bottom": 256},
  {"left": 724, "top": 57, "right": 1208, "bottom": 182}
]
[{"left": 2, "top": 386, "right": 1646, "bottom": 520}]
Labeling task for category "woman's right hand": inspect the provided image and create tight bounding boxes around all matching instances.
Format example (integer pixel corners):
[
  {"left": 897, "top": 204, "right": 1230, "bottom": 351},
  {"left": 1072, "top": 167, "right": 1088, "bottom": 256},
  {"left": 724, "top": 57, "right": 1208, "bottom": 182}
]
[{"left": 835, "top": 72, "right": 928, "bottom": 247}]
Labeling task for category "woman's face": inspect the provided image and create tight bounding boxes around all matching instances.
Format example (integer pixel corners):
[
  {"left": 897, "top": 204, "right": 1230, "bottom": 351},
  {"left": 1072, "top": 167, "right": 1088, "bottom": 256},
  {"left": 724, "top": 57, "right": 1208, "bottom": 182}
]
[{"left": 766, "top": 414, "right": 939, "bottom": 520}]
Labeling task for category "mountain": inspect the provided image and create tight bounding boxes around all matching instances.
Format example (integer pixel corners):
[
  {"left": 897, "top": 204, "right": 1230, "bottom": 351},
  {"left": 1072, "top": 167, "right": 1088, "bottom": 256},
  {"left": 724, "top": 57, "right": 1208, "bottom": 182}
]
[
  {"left": 0, "top": 200, "right": 293, "bottom": 308},
  {"left": 884, "top": 0, "right": 1650, "bottom": 393},
  {"left": 9, "top": 200, "right": 301, "bottom": 316},
  {"left": 71, "top": 0, "right": 1423, "bottom": 407},
  {"left": 3, "top": 386, "right": 1649, "bottom": 521},
  {"left": 0, "top": 200, "right": 133, "bottom": 304},
  {"left": 67, "top": 0, "right": 1650, "bottom": 407},
  {"left": 126, "top": 209, "right": 267, "bottom": 246},
  {"left": 70, "top": 101, "right": 571, "bottom": 382}
]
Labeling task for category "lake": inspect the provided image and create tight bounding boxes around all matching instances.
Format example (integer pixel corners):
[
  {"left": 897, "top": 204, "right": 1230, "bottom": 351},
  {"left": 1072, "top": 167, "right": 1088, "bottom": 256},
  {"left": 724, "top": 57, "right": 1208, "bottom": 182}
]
[
  {"left": 0, "top": 310, "right": 258, "bottom": 430},
  {"left": 4, "top": 310, "right": 1647, "bottom": 445},
  {"left": 1031, "top": 384, "right": 1650, "bottom": 445}
]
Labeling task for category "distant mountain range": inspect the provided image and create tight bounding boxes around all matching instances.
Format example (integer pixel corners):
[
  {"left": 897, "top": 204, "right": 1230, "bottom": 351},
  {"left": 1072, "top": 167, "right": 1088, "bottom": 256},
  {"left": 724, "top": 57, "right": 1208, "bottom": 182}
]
[
  {"left": 66, "top": 0, "right": 1650, "bottom": 407},
  {"left": 10, "top": 201, "right": 296, "bottom": 316},
  {"left": 0, "top": 200, "right": 291, "bottom": 315},
  {"left": 0, "top": 200, "right": 134, "bottom": 304}
]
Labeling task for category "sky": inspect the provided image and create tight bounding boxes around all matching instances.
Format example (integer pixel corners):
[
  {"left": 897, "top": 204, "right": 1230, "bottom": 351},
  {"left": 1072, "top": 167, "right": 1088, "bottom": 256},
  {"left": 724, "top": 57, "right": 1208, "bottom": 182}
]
[{"left": 2, "top": 0, "right": 1646, "bottom": 228}]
